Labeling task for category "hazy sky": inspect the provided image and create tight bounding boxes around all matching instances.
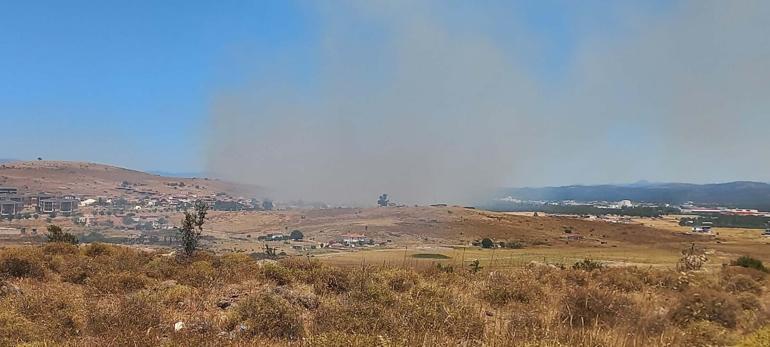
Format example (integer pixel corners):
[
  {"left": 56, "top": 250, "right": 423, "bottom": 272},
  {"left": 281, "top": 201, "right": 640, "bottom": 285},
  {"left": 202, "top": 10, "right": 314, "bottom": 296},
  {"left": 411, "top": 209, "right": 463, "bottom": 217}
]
[{"left": 2, "top": 1, "right": 769, "bottom": 203}]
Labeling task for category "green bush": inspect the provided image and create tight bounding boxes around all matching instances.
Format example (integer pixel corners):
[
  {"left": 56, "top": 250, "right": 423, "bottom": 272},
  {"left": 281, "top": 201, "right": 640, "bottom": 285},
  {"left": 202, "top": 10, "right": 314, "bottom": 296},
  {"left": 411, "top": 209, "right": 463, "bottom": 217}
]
[
  {"left": 732, "top": 256, "right": 768, "bottom": 273},
  {"left": 573, "top": 258, "right": 604, "bottom": 271}
]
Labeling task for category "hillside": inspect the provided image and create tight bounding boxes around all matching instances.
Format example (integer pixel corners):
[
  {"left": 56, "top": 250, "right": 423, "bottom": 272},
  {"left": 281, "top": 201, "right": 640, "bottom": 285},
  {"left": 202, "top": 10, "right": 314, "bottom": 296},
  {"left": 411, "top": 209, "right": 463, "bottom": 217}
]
[
  {"left": 497, "top": 181, "right": 770, "bottom": 210},
  {"left": 0, "top": 161, "right": 262, "bottom": 198}
]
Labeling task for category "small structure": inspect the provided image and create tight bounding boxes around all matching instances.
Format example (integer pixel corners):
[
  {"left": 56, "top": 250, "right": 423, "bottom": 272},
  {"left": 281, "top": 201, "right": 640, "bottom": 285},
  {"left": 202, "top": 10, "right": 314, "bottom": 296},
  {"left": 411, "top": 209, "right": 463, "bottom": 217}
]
[
  {"left": 691, "top": 226, "right": 712, "bottom": 233},
  {"left": 0, "top": 200, "right": 20, "bottom": 216},
  {"left": 38, "top": 196, "right": 79, "bottom": 213},
  {"left": 341, "top": 233, "right": 369, "bottom": 245},
  {"left": 0, "top": 187, "right": 18, "bottom": 195}
]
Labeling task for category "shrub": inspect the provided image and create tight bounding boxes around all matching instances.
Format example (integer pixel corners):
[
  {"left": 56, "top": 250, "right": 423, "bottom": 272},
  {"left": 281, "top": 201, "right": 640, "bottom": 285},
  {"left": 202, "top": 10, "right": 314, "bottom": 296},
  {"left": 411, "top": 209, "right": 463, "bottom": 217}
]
[
  {"left": 723, "top": 274, "right": 762, "bottom": 294},
  {"left": 46, "top": 225, "right": 78, "bottom": 244},
  {"left": 572, "top": 259, "right": 604, "bottom": 271},
  {"left": 86, "top": 294, "right": 163, "bottom": 344},
  {"left": 560, "top": 286, "right": 638, "bottom": 327},
  {"left": 480, "top": 238, "right": 494, "bottom": 249},
  {"left": 0, "top": 248, "right": 45, "bottom": 279},
  {"left": 262, "top": 263, "right": 294, "bottom": 286},
  {"left": 83, "top": 243, "right": 112, "bottom": 257},
  {"left": 10, "top": 281, "right": 86, "bottom": 340},
  {"left": 482, "top": 272, "right": 543, "bottom": 306},
  {"left": 680, "top": 321, "right": 736, "bottom": 347},
  {"left": 595, "top": 267, "right": 645, "bottom": 291},
  {"left": 0, "top": 309, "right": 37, "bottom": 345},
  {"left": 87, "top": 271, "right": 151, "bottom": 294},
  {"left": 42, "top": 242, "right": 79, "bottom": 255},
  {"left": 737, "top": 326, "right": 770, "bottom": 347},
  {"left": 671, "top": 288, "right": 741, "bottom": 328},
  {"left": 732, "top": 256, "right": 768, "bottom": 273},
  {"left": 380, "top": 268, "right": 420, "bottom": 292},
  {"left": 312, "top": 266, "right": 351, "bottom": 294},
  {"left": 215, "top": 253, "right": 260, "bottom": 283},
  {"left": 229, "top": 293, "right": 303, "bottom": 339},
  {"left": 735, "top": 293, "right": 763, "bottom": 312}
]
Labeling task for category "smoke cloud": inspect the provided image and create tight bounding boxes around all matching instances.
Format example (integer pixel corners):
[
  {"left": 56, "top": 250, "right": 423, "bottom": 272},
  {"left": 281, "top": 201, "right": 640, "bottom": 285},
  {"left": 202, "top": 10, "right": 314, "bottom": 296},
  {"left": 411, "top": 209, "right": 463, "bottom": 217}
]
[{"left": 206, "top": 1, "right": 770, "bottom": 205}]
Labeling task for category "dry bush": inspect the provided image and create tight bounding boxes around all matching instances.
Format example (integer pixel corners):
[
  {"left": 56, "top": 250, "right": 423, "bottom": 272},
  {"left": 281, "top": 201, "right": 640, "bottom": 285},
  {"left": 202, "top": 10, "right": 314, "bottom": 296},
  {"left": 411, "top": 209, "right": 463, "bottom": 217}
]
[
  {"left": 214, "top": 252, "right": 260, "bottom": 283},
  {"left": 679, "top": 321, "right": 736, "bottom": 347},
  {"left": 175, "top": 260, "right": 215, "bottom": 287},
  {"left": 42, "top": 242, "right": 79, "bottom": 255},
  {"left": 482, "top": 271, "right": 544, "bottom": 306},
  {"left": 560, "top": 286, "right": 639, "bottom": 328},
  {"left": 306, "top": 331, "right": 382, "bottom": 347},
  {"left": 86, "top": 294, "right": 164, "bottom": 345},
  {"left": 8, "top": 281, "right": 86, "bottom": 340},
  {"left": 87, "top": 271, "right": 152, "bottom": 294},
  {"left": 59, "top": 258, "right": 95, "bottom": 284},
  {"left": 671, "top": 288, "right": 741, "bottom": 328},
  {"left": 737, "top": 326, "right": 770, "bottom": 347},
  {"left": 735, "top": 292, "right": 764, "bottom": 312},
  {"left": 506, "top": 303, "right": 549, "bottom": 340},
  {"left": 310, "top": 265, "right": 351, "bottom": 294},
  {"left": 379, "top": 268, "right": 420, "bottom": 292},
  {"left": 144, "top": 256, "right": 180, "bottom": 279},
  {"left": 262, "top": 262, "right": 294, "bottom": 286},
  {"left": 347, "top": 270, "right": 397, "bottom": 305},
  {"left": 314, "top": 299, "right": 395, "bottom": 337},
  {"left": 82, "top": 242, "right": 112, "bottom": 257},
  {"left": 722, "top": 265, "right": 767, "bottom": 282},
  {"left": 594, "top": 267, "right": 646, "bottom": 291},
  {"left": 0, "top": 308, "right": 38, "bottom": 345},
  {"left": 229, "top": 292, "right": 304, "bottom": 340},
  {"left": 0, "top": 248, "right": 46, "bottom": 279},
  {"left": 724, "top": 274, "right": 763, "bottom": 294}
]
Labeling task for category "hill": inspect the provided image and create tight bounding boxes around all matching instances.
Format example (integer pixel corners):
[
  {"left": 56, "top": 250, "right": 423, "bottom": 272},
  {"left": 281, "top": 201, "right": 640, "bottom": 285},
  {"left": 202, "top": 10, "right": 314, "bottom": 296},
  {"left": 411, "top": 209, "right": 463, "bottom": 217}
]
[
  {"left": 0, "top": 160, "right": 262, "bottom": 198},
  {"left": 497, "top": 181, "right": 770, "bottom": 210}
]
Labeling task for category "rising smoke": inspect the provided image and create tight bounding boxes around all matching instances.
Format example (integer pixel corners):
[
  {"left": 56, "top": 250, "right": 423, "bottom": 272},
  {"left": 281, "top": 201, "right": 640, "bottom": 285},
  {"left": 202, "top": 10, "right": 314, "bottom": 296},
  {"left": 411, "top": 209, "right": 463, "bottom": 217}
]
[{"left": 206, "top": 1, "right": 770, "bottom": 206}]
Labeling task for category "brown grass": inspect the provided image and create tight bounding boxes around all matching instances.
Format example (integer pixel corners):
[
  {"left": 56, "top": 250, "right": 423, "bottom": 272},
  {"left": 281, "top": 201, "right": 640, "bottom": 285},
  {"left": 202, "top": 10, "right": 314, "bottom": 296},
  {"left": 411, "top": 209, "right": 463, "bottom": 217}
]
[{"left": 0, "top": 243, "right": 768, "bottom": 346}]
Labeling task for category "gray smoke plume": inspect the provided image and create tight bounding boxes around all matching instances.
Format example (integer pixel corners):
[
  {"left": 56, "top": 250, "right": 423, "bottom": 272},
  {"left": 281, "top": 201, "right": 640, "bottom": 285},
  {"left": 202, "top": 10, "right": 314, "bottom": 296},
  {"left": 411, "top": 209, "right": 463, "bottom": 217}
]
[{"left": 206, "top": 0, "right": 770, "bottom": 205}]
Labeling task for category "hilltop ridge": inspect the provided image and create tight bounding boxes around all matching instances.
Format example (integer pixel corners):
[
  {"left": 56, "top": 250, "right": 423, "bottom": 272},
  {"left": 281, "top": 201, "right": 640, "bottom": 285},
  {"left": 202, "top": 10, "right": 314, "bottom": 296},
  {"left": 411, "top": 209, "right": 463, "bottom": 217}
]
[{"left": 0, "top": 160, "right": 261, "bottom": 198}]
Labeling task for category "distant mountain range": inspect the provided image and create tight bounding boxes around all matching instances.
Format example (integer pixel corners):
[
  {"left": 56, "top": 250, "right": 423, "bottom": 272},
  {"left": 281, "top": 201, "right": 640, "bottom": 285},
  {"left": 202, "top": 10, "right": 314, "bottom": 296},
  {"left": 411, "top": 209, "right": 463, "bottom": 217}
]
[{"left": 498, "top": 181, "right": 770, "bottom": 210}]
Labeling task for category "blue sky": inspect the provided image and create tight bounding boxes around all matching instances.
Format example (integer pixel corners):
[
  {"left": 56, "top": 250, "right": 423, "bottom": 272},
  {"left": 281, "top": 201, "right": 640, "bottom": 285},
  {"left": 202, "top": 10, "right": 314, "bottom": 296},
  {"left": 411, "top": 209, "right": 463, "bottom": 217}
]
[
  {"left": 0, "top": 1, "right": 638, "bottom": 171},
  {"left": 1, "top": 0, "right": 317, "bottom": 171},
  {"left": 3, "top": 1, "right": 768, "bottom": 195}
]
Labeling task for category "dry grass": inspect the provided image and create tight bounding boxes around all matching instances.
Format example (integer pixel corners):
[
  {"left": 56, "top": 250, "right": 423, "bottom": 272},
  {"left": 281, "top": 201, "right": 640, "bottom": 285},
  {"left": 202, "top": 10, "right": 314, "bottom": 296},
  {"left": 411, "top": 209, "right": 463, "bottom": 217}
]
[{"left": 0, "top": 243, "right": 768, "bottom": 346}]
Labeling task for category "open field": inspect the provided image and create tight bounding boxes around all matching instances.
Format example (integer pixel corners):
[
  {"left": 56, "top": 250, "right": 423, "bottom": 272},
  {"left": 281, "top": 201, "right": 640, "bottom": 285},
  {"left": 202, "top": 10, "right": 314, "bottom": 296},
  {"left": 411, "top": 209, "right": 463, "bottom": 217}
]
[{"left": 3, "top": 206, "right": 769, "bottom": 270}]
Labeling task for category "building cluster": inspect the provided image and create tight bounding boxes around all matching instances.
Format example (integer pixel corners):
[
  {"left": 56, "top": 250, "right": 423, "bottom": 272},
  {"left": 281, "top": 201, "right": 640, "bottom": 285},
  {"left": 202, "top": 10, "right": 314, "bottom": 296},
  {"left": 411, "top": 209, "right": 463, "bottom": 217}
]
[{"left": 0, "top": 187, "right": 80, "bottom": 216}]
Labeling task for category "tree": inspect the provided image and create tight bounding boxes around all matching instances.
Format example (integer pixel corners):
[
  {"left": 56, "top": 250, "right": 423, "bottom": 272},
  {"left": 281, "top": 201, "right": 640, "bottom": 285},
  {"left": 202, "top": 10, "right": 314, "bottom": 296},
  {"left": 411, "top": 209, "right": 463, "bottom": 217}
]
[
  {"left": 46, "top": 224, "right": 78, "bottom": 244},
  {"left": 290, "top": 230, "right": 304, "bottom": 241},
  {"left": 481, "top": 238, "right": 494, "bottom": 249},
  {"left": 262, "top": 200, "right": 274, "bottom": 211},
  {"left": 178, "top": 200, "right": 209, "bottom": 257},
  {"left": 377, "top": 194, "right": 389, "bottom": 207}
]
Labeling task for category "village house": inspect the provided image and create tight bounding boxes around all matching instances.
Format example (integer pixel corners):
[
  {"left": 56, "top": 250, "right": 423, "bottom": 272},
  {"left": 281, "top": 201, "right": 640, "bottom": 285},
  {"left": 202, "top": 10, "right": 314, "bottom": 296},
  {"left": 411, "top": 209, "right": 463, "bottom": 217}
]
[
  {"left": 341, "top": 233, "right": 370, "bottom": 245},
  {"left": 38, "top": 196, "right": 79, "bottom": 213}
]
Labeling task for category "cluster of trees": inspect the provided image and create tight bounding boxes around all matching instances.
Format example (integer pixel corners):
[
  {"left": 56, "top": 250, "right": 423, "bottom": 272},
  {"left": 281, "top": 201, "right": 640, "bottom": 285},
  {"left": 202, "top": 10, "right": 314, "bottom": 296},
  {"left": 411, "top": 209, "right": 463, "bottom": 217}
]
[{"left": 476, "top": 238, "right": 525, "bottom": 249}]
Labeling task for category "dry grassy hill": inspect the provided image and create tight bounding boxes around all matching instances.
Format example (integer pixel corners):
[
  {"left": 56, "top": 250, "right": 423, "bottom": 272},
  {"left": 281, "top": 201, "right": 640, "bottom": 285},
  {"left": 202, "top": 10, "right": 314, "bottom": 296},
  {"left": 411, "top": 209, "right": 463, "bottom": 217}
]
[{"left": 0, "top": 161, "right": 261, "bottom": 198}]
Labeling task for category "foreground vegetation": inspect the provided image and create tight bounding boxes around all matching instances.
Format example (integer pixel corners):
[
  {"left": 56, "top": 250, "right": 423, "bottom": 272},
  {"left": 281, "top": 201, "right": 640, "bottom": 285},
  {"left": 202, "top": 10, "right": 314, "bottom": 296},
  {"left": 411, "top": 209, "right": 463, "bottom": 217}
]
[{"left": 1, "top": 243, "right": 769, "bottom": 346}]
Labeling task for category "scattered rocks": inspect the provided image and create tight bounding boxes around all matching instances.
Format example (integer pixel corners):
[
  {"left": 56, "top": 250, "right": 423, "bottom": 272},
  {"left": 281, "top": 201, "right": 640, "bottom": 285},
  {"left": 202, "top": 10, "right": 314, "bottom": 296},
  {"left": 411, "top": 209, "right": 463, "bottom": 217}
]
[
  {"left": 216, "top": 293, "right": 241, "bottom": 310},
  {"left": 174, "top": 321, "right": 185, "bottom": 332}
]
